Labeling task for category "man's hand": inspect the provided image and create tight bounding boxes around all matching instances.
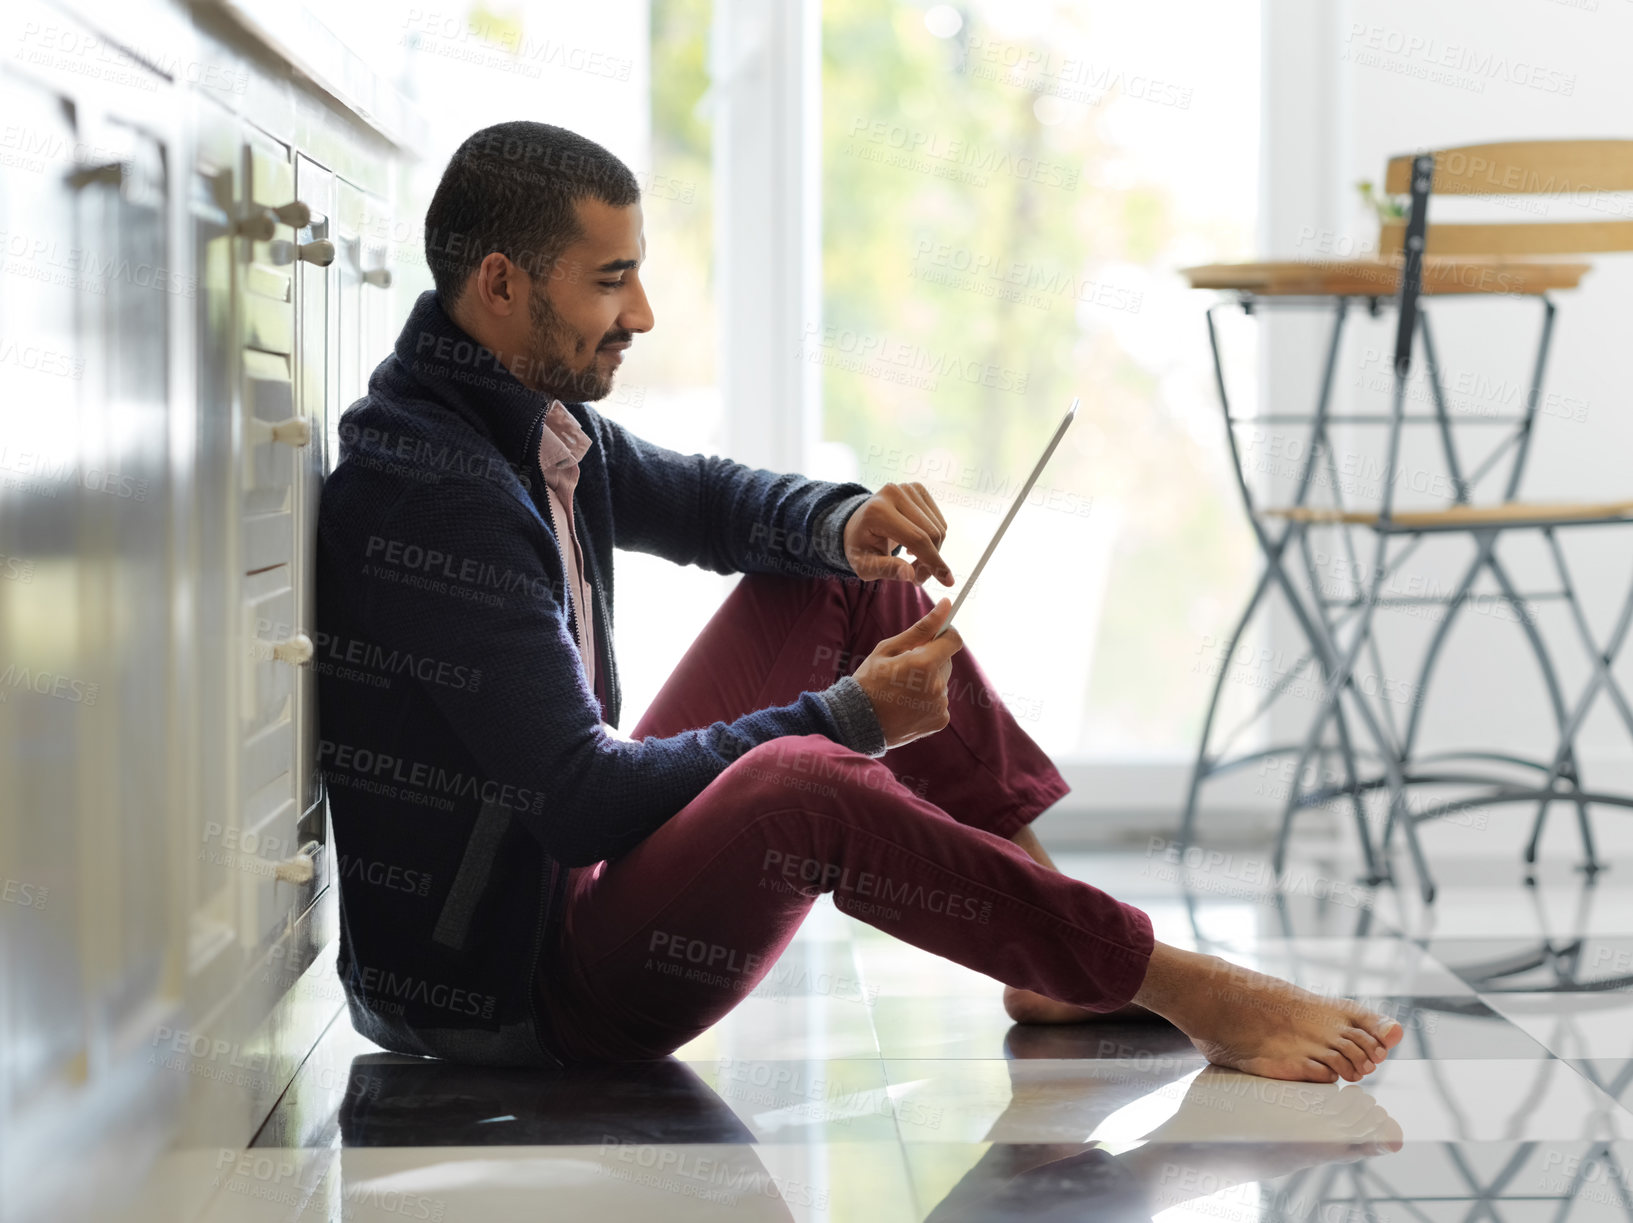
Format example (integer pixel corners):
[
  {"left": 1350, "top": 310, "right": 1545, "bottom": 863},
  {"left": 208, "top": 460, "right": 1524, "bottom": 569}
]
[
  {"left": 852, "top": 597, "right": 965, "bottom": 749},
  {"left": 842, "top": 482, "right": 956, "bottom": 586}
]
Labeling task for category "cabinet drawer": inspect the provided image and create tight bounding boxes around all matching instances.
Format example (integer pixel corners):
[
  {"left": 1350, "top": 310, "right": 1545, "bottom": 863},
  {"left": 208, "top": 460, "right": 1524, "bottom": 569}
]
[
  {"left": 243, "top": 275, "right": 294, "bottom": 356},
  {"left": 239, "top": 775, "right": 303, "bottom": 947},
  {"left": 248, "top": 143, "right": 294, "bottom": 211},
  {"left": 237, "top": 717, "right": 300, "bottom": 948},
  {"left": 242, "top": 715, "right": 295, "bottom": 804},
  {"left": 242, "top": 512, "right": 295, "bottom": 573},
  {"left": 241, "top": 566, "right": 295, "bottom": 738},
  {"left": 241, "top": 350, "right": 302, "bottom": 570},
  {"left": 334, "top": 180, "right": 366, "bottom": 415},
  {"left": 241, "top": 133, "right": 295, "bottom": 355},
  {"left": 243, "top": 350, "right": 297, "bottom": 497}
]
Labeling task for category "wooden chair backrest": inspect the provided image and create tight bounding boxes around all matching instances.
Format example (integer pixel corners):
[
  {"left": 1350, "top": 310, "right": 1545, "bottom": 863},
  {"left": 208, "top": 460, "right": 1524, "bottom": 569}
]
[{"left": 1380, "top": 140, "right": 1633, "bottom": 255}]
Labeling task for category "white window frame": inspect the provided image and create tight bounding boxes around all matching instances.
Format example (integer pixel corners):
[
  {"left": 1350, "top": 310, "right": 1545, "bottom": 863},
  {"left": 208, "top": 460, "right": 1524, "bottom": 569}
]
[{"left": 709, "top": 0, "right": 822, "bottom": 476}]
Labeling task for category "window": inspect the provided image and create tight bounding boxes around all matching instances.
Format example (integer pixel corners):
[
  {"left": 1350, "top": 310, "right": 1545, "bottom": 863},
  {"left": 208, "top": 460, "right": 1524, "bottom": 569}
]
[{"left": 818, "top": 0, "right": 1261, "bottom": 759}]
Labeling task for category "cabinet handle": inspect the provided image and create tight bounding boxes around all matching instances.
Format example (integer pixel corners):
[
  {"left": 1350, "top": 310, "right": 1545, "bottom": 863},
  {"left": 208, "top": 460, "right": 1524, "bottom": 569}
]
[
  {"left": 235, "top": 207, "right": 278, "bottom": 241},
  {"left": 67, "top": 161, "right": 124, "bottom": 191},
  {"left": 273, "top": 840, "right": 321, "bottom": 884},
  {"left": 297, "top": 239, "right": 336, "bottom": 267},
  {"left": 363, "top": 267, "right": 393, "bottom": 288},
  {"left": 249, "top": 415, "right": 312, "bottom": 447},
  {"left": 272, "top": 418, "right": 312, "bottom": 446},
  {"left": 271, "top": 633, "right": 314, "bottom": 666},
  {"left": 236, "top": 201, "right": 315, "bottom": 239},
  {"left": 274, "top": 201, "right": 312, "bottom": 229}
]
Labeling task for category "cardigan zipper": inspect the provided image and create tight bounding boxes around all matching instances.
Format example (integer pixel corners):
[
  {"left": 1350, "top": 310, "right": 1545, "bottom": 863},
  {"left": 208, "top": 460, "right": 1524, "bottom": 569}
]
[
  {"left": 594, "top": 573, "right": 618, "bottom": 725},
  {"left": 541, "top": 491, "right": 586, "bottom": 663}
]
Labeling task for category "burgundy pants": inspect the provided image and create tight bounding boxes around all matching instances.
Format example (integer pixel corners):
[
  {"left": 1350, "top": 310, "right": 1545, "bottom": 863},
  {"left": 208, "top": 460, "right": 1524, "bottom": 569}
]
[{"left": 534, "top": 573, "right": 1154, "bottom": 1062}]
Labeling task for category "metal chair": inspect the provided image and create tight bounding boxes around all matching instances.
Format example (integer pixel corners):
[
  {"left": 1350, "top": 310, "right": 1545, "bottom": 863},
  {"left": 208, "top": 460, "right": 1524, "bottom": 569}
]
[{"left": 1182, "top": 140, "right": 1633, "bottom": 902}]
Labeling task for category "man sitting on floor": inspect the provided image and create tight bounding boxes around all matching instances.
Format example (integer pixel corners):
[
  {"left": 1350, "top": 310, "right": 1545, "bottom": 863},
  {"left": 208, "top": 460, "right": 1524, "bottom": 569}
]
[{"left": 315, "top": 120, "right": 1402, "bottom": 1081}]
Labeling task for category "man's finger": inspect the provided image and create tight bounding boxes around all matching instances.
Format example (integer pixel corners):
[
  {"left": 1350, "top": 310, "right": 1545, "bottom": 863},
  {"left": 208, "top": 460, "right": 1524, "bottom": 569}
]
[
  {"left": 877, "top": 597, "right": 952, "bottom": 653},
  {"left": 853, "top": 551, "right": 918, "bottom": 584},
  {"left": 896, "top": 488, "right": 954, "bottom": 584},
  {"left": 876, "top": 507, "right": 951, "bottom": 581},
  {"left": 915, "top": 625, "right": 964, "bottom": 662},
  {"left": 889, "top": 484, "right": 945, "bottom": 546},
  {"left": 903, "top": 483, "right": 948, "bottom": 540}
]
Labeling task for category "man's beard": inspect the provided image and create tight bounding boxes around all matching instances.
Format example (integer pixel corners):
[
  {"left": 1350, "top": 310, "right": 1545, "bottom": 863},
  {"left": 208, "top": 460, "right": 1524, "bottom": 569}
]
[{"left": 524, "top": 290, "right": 615, "bottom": 403}]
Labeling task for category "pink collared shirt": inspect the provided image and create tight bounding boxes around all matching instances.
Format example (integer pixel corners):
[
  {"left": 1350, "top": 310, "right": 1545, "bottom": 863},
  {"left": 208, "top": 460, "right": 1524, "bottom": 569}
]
[{"left": 536, "top": 400, "right": 599, "bottom": 705}]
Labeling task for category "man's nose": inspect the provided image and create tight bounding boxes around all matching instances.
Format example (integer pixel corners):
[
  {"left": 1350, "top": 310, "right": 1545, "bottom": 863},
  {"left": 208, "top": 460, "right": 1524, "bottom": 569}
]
[{"left": 622, "top": 277, "right": 655, "bottom": 335}]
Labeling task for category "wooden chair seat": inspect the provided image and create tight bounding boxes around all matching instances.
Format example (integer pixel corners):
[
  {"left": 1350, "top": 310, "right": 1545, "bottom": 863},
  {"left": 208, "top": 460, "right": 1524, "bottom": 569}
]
[
  {"left": 1183, "top": 256, "right": 1590, "bottom": 298},
  {"left": 1261, "top": 500, "right": 1633, "bottom": 531}
]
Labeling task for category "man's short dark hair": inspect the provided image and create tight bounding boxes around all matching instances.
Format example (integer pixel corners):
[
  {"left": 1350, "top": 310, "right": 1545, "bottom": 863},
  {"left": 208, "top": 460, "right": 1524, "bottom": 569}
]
[{"left": 423, "top": 121, "right": 641, "bottom": 306}]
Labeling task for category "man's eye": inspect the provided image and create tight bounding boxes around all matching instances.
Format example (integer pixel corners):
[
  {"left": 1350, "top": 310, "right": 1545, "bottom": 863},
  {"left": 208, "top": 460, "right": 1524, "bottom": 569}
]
[{"left": 599, "top": 279, "right": 625, "bottom": 289}]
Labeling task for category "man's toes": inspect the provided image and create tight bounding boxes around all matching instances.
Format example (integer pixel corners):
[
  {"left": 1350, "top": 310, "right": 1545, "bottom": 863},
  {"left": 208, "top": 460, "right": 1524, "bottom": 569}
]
[
  {"left": 1333, "top": 1037, "right": 1375, "bottom": 1077},
  {"left": 1344, "top": 1025, "right": 1386, "bottom": 1064},
  {"left": 1316, "top": 1049, "right": 1360, "bottom": 1082},
  {"left": 1304, "top": 1058, "right": 1340, "bottom": 1083},
  {"left": 1369, "top": 1016, "right": 1404, "bottom": 1050}
]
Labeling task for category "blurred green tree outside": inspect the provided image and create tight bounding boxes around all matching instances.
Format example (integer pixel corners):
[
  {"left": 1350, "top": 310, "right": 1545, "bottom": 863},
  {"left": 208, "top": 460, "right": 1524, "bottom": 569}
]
[
  {"left": 817, "top": 0, "right": 1256, "bottom": 755},
  {"left": 651, "top": 0, "right": 1258, "bottom": 755}
]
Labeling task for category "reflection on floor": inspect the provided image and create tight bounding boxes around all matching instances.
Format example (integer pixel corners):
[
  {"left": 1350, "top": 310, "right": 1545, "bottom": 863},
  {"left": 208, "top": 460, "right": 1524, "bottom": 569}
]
[{"left": 142, "top": 845, "right": 1633, "bottom": 1220}]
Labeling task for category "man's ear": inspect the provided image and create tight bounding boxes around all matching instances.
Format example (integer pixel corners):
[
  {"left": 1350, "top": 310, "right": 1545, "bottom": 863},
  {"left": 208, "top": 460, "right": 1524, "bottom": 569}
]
[{"left": 474, "top": 252, "right": 520, "bottom": 316}]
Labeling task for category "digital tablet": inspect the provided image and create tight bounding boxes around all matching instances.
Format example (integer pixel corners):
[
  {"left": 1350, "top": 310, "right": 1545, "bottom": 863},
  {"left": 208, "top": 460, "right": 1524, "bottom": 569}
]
[{"left": 935, "top": 397, "right": 1079, "bottom": 637}]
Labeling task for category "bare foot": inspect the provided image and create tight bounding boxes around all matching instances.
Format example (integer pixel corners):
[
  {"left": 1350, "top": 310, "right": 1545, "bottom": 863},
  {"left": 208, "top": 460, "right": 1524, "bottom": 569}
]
[
  {"left": 1002, "top": 985, "right": 1159, "bottom": 1025},
  {"left": 1131, "top": 942, "right": 1404, "bottom": 1083}
]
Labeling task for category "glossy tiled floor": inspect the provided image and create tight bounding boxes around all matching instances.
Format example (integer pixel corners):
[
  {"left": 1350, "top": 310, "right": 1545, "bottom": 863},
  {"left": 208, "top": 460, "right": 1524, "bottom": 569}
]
[{"left": 141, "top": 839, "right": 1633, "bottom": 1220}]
